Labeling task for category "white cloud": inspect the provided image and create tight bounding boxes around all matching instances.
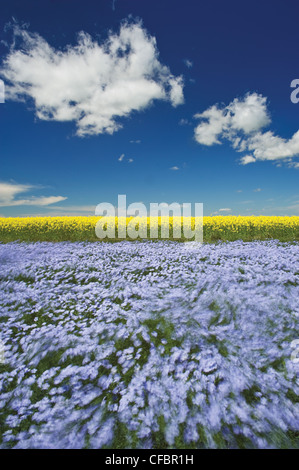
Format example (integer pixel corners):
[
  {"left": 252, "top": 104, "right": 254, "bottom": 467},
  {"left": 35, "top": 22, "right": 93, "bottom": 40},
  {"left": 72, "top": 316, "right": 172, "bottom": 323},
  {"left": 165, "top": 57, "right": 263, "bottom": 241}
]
[
  {"left": 170, "top": 166, "right": 179, "bottom": 170},
  {"left": 1, "top": 20, "right": 184, "bottom": 137},
  {"left": 0, "top": 182, "right": 32, "bottom": 202},
  {"left": 130, "top": 140, "right": 141, "bottom": 144},
  {"left": 253, "top": 188, "right": 262, "bottom": 192},
  {"left": 219, "top": 208, "right": 231, "bottom": 212},
  {"left": 194, "top": 93, "right": 270, "bottom": 146},
  {"left": 184, "top": 59, "right": 193, "bottom": 68},
  {"left": 240, "top": 155, "right": 256, "bottom": 165},
  {"left": 229, "top": 93, "right": 270, "bottom": 134},
  {"left": 194, "top": 92, "right": 299, "bottom": 166},
  {"left": 179, "top": 118, "right": 191, "bottom": 126},
  {"left": 0, "top": 182, "right": 66, "bottom": 207},
  {"left": 118, "top": 154, "right": 133, "bottom": 163},
  {"left": 4, "top": 196, "right": 67, "bottom": 207},
  {"left": 194, "top": 104, "right": 228, "bottom": 145},
  {"left": 168, "top": 76, "right": 184, "bottom": 107},
  {"left": 244, "top": 130, "right": 299, "bottom": 162}
]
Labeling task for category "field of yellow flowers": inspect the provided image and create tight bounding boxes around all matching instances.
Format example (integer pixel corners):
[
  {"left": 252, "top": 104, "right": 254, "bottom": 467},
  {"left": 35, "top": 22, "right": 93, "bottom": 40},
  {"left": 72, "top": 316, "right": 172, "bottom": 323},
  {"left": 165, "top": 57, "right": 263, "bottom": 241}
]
[{"left": 0, "top": 216, "right": 299, "bottom": 242}]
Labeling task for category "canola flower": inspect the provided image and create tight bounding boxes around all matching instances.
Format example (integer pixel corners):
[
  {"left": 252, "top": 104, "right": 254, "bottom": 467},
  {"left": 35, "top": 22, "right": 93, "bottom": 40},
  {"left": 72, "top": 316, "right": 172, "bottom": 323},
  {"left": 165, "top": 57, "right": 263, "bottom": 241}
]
[
  {"left": 0, "top": 240, "right": 298, "bottom": 448},
  {"left": 0, "top": 216, "right": 299, "bottom": 242}
]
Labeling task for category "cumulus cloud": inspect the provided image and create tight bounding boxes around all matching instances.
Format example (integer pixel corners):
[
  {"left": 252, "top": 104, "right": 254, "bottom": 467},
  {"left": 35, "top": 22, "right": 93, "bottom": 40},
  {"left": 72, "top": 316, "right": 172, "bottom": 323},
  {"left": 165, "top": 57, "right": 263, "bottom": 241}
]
[
  {"left": 194, "top": 92, "right": 299, "bottom": 166},
  {"left": 229, "top": 93, "right": 271, "bottom": 133},
  {"left": 0, "top": 182, "right": 66, "bottom": 207},
  {"left": 1, "top": 20, "right": 184, "bottom": 137},
  {"left": 243, "top": 130, "right": 299, "bottom": 163},
  {"left": 194, "top": 104, "right": 229, "bottom": 146},
  {"left": 194, "top": 93, "right": 270, "bottom": 146},
  {"left": 170, "top": 166, "right": 179, "bottom": 170},
  {"left": 240, "top": 155, "right": 256, "bottom": 165},
  {"left": 168, "top": 76, "right": 184, "bottom": 107}
]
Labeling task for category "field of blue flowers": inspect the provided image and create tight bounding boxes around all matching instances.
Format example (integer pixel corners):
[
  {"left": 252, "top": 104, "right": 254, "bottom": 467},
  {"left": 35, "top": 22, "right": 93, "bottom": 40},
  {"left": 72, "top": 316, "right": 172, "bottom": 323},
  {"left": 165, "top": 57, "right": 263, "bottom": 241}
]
[{"left": 0, "top": 240, "right": 298, "bottom": 448}]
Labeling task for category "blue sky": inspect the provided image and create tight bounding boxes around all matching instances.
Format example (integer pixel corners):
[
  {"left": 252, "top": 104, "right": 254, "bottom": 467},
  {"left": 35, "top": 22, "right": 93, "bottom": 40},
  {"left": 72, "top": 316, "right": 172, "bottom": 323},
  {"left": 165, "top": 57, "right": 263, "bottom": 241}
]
[{"left": 0, "top": 0, "right": 299, "bottom": 217}]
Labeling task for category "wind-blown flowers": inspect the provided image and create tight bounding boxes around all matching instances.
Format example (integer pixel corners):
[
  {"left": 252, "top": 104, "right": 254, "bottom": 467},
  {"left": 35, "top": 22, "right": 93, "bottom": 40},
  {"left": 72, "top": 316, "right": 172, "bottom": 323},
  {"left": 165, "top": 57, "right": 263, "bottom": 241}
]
[{"left": 0, "top": 240, "right": 298, "bottom": 448}]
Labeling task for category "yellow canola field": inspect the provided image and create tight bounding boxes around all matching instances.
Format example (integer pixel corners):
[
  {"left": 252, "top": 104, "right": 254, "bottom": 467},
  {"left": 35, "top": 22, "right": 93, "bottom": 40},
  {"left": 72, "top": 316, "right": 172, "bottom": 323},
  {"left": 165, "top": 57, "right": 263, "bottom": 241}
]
[{"left": 0, "top": 215, "right": 298, "bottom": 242}]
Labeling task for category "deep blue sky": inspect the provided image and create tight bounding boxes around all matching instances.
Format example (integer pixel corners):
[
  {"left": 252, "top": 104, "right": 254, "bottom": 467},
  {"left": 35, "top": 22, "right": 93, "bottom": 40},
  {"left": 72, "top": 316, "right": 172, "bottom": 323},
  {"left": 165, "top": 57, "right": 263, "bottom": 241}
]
[{"left": 0, "top": 0, "right": 298, "bottom": 216}]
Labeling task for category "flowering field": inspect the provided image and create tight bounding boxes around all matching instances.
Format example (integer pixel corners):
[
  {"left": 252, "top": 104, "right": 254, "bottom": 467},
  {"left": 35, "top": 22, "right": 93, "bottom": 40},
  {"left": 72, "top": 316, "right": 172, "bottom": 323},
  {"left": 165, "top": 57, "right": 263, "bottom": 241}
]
[
  {"left": 0, "top": 215, "right": 299, "bottom": 242},
  {"left": 0, "top": 239, "right": 298, "bottom": 449}
]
